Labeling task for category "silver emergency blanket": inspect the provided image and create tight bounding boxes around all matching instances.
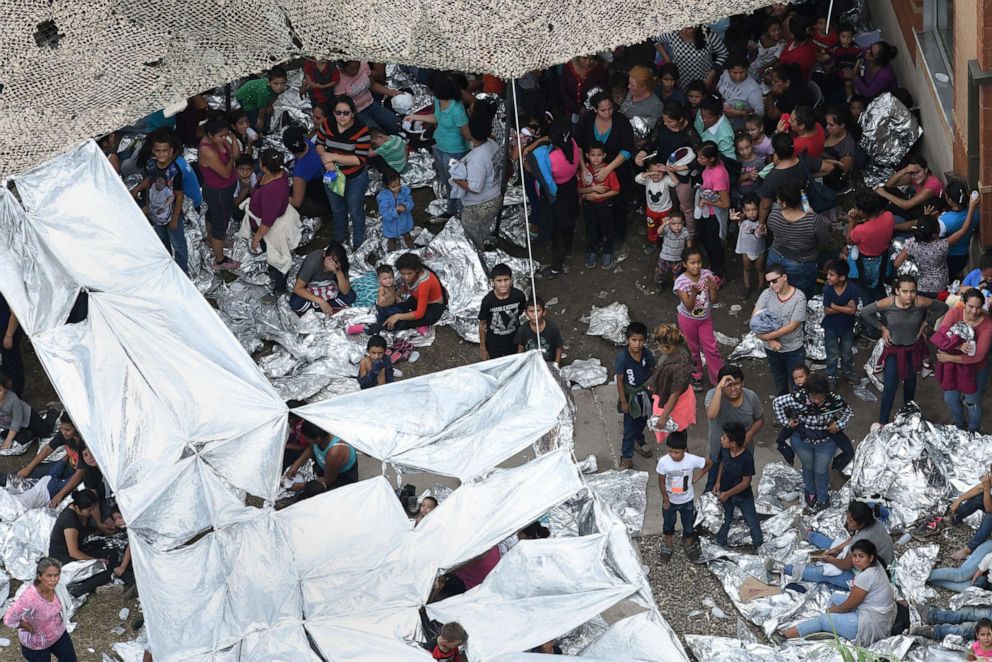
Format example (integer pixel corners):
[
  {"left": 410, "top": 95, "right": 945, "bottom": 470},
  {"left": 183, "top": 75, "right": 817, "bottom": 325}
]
[
  {"left": 560, "top": 358, "right": 609, "bottom": 389},
  {"left": 804, "top": 297, "right": 826, "bottom": 362},
  {"left": 859, "top": 93, "right": 923, "bottom": 189},
  {"left": 729, "top": 331, "right": 768, "bottom": 361},
  {"left": 864, "top": 338, "right": 886, "bottom": 390},
  {"left": 756, "top": 462, "right": 804, "bottom": 516},
  {"left": 889, "top": 543, "right": 938, "bottom": 606},
  {"left": 582, "top": 470, "right": 649, "bottom": 535},
  {"left": 585, "top": 302, "right": 631, "bottom": 346},
  {"left": 890, "top": 236, "right": 920, "bottom": 278},
  {"left": 686, "top": 634, "right": 920, "bottom": 662}
]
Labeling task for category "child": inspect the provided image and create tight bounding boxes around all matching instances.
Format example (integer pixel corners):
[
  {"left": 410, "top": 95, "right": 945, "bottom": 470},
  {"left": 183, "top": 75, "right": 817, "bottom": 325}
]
[
  {"left": 515, "top": 297, "right": 564, "bottom": 365},
  {"left": 848, "top": 95, "right": 868, "bottom": 124},
  {"left": 733, "top": 134, "right": 765, "bottom": 203},
  {"left": 615, "top": 322, "right": 657, "bottom": 468},
  {"left": 234, "top": 66, "right": 289, "bottom": 133},
  {"left": 228, "top": 109, "right": 259, "bottom": 158},
  {"left": 714, "top": 422, "right": 763, "bottom": 547},
  {"left": 233, "top": 154, "right": 256, "bottom": 222},
  {"left": 376, "top": 170, "right": 415, "bottom": 251},
  {"left": 731, "top": 193, "right": 766, "bottom": 299},
  {"left": 423, "top": 622, "right": 467, "bottom": 662},
  {"left": 673, "top": 247, "right": 724, "bottom": 392},
  {"left": 370, "top": 128, "right": 409, "bottom": 174},
  {"left": 971, "top": 620, "right": 992, "bottom": 660},
  {"left": 831, "top": 24, "right": 862, "bottom": 99},
  {"left": 633, "top": 159, "right": 677, "bottom": 250},
  {"left": 415, "top": 496, "right": 438, "bottom": 525},
  {"left": 750, "top": 16, "right": 785, "bottom": 85},
  {"left": 130, "top": 134, "right": 188, "bottom": 273},
  {"left": 685, "top": 79, "right": 707, "bottom": 122},
  {"left": 773, "top": 364, "right": 810, "bottom": 466},
  {"left": 656, "top": 430, "right": 711, "bottom": 564},
  {"left": 655, "top": 211, "right": 690, "bottom": 286},
  {"left": 745, "top": 114, "right": 773, "bottom": 159},
  {"left": 579, "top": 142, "right": 620, "bottom": 269},
  {"left": 478, "top": 263, "right": 526, "bottom": 360},
  {"left": 821, "top": 259, "right": 860, "bottom": 388},
  {"left": 358, "top": 335, "right": 394, "bottom": 389}
]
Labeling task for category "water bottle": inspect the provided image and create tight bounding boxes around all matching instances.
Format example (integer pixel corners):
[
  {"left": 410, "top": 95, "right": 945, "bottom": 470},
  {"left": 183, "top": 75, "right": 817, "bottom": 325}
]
[
  {"left": 801, "top": 191, "right": 811, "bottom": 213},
  {"left": 322, "top": 170, "right": 338, "bottom": 185}
]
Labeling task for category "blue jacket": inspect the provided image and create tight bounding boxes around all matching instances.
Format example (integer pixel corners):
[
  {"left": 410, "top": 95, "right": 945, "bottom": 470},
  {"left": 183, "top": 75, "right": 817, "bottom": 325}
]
[{"left": 377, "top": 186, "right": 415, "bottom": 238}]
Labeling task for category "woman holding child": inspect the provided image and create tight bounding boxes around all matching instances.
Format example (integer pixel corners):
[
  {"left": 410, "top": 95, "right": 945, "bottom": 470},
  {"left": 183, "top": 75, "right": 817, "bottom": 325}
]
[{"left": 366, "top": 253, "right": 446, "bottom": 335}]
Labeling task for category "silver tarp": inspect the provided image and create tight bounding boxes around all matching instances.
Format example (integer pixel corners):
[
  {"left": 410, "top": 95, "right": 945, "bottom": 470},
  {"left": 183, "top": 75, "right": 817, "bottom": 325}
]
[
  {"left": 859, "top": 93, "right": 923, "bottom": 189},
  {"left": 585, "top": 302, "right": 631, "bottom": 346},
  {"left": 560, "top": 358, "right": 610, "bottom": 389}
]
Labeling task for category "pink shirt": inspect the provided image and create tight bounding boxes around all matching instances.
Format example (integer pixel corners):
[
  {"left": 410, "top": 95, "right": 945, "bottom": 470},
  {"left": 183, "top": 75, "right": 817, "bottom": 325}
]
[
  {"left": 915, "top": 175, "right": 944, "bottom": 199},
  {"left": 3, "top": 584, "right": 66, "bottom": 651},
  {"left": 972, "top": 641, "right": 992, "bottom": 659},
  {"left": 454, "top": 546, "right": 501, "bottom": 589},
  {"left": 548, "top": 140, "right": 581, "bottom": 184},
  {"left": 335, "top": 61, "right": 374, "bottom": 113},
  {"left": 700, "top": 163, "right": 729, "bottom": 215}
]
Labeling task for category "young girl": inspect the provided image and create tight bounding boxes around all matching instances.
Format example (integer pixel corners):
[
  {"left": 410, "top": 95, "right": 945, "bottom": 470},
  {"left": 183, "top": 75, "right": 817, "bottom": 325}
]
[
  {"left": 376, "top": 170, "right": 415, "bottom": 251},
  {"left": 730, "top": 193, "right": 766, "bottom": 299},
  {"left": 633, "top": 159, "right": 677, "bottom": 250},
  {"left": 656, "top": 211, "right": 690, "bottom": 286},
  {"left": 733, "top": 134, "right": 764, "bottom": 203},
  {"left": 971, "top": 620, "right": 992, "bottom": 660},
  {"left": 673, "top": 246, "right": 724, "bottom": 391},
  {"left": 745, "top": 114, "right": 773, "bottom": 159}
]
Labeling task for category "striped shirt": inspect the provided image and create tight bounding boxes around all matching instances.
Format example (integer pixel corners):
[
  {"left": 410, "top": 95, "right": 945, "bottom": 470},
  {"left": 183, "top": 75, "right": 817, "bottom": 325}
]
[
  {"left": 654, "top": 30, "right": 728, "bottom": 90},
  {"left": 772, "top": 390, "right": 853, "bottom": 439},
  {"left": 315, "top": 119, "right": 370, "bottom": 177}
]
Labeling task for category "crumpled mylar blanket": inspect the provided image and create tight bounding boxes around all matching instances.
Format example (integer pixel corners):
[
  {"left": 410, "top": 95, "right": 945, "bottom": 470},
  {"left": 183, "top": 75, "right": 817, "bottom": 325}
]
[
  {"left": 584, "top": 302, "right": 630, "bottom": 346},
  {"left": 560, "top": 358, "right": 609, "bottom": 389},
  {"left": 860, "top": 93, "right": 923, "bottom": 189}
]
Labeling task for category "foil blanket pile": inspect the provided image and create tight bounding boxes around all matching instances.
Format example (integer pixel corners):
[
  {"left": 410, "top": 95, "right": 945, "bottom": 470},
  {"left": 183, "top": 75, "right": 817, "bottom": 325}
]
[{"left": 0, "top": 143, "right": 683, "bottom": 660}]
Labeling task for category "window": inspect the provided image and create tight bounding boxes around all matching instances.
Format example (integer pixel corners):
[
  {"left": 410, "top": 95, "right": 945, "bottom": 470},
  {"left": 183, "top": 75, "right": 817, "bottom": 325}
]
[{"left": 916, "top": 0, "right": 954, "bottom": 120}]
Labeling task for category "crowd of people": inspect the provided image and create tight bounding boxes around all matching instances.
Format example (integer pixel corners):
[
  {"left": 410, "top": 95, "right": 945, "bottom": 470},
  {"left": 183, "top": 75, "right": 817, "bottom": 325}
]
[{"left": 6, "top": 0, "right": 992, "bottom": 659}]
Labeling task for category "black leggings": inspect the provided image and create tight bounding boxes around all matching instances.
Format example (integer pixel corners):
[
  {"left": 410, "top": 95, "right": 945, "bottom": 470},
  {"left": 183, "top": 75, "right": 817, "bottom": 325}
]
[
  {"left": 62, "top": 539, "right": 133, "bottom": 597},
  {"left": 4, "top": 410, "right": 53, "bottom": 445},
  {"left": 202, "top": 183, "right": 237, "bottom": 241},
  {"left": 697, "top": 215, "right": 725, "bottom": 279},
  {"left": 367, "top": 299, "right": 445, "bottom": 334}
]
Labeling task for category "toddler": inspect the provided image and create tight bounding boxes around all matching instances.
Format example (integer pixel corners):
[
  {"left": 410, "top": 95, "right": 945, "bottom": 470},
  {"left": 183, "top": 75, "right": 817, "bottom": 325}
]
[
  {"left": 633, "top": 159, "right": 677, "bottom": 250},
  {"left": 656, "top": 430, "right": 711, "bottom": 563},
  {"left": 745, "top": 115, "right": 773, "bottom": 159},
  {"left": 357, "top": 335, "right": 394, "bottom": 389},
  {"left": 376, "top": 170, "right": 415, "bottom": 251},
  {"left": 730, "top": 193, "right": 766, "bottom": 299},
  {"left": 374, "top": 264, "right": 404, "bottom": 325},
  {"left": 655, "top": 211, "right": 689, "bottom": 286}
]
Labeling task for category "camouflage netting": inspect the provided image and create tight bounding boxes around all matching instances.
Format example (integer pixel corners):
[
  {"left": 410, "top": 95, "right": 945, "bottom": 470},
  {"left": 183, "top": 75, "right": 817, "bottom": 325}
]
[{"left": 0, "top": 0, "right": 774, "bottom": 175}]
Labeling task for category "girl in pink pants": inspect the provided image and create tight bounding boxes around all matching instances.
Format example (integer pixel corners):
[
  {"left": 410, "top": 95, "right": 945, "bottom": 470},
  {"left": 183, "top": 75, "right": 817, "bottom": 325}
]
[{"left": 672, "top": 246, "right": 724, "bottom": 390}]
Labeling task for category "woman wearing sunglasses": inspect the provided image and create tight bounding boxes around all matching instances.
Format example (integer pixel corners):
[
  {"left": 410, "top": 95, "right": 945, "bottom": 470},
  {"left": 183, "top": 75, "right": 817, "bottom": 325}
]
[{"left": 315, "top": 95, "right": 372, "bottom": 248}]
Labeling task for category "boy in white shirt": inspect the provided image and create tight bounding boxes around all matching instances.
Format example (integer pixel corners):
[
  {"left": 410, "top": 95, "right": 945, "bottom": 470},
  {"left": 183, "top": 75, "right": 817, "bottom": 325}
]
[
  {"left": 634, "top": 159, "right": 677, "bottom": 253},
  {"left": 656, "top": 430, "right": 711, "bottom": 563}
]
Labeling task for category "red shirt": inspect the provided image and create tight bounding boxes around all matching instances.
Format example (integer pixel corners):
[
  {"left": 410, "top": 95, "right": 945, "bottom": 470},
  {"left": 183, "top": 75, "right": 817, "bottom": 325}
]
[
  {"left": 304, "top": 61, "right": 339, "bottom": 107},
  {"left": 793, "top": 123, "right": 825, "bottom": 159},
  {"left": 849, "top": 211, "right": 895, "bottom": 258},
  {"left": 779, "top": 40, "right": 818, "bottom": 80}
]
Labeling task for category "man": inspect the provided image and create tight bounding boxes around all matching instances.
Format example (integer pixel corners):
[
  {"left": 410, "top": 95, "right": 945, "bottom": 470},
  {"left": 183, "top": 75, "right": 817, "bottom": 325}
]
[
  {"left": 758, "top": 132, "right": 818, "bottom": 224},
  {"left": 704, "top": 365, "right": 765, "bottom": 491}
]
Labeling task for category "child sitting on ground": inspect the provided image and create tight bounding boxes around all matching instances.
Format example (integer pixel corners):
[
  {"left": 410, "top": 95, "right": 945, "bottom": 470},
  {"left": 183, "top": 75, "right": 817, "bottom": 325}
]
[
  {"left": 376, "top": 170, "right": 416, "bottom": 251},
  {"left": 655, "top": 210, "right": 690, "bottom": 286},
  {"left": 656, "top": 430, "right": 711, "bottom": 564},
  {"left": 358, "top": 335, "right": 394, "bottom": 389},
  {"left": 478, "top": 263, "right": 526, "bottom": 360},
  {"left": 714, "top": 422, "right": 763, "bottom": 548},
  {"left": 971, "top": 620, "right": 992, "bottom": 660},
  {"left": 369, "top": 128, "right": 409, "bottom": 174},
  {"left": 730, "top": 193, "right": 766, "bottom": 299},
  {"left": 515, "top": 297, "right": 563, "bottom": 365},
  {"left": 633, "top": 159, "right": 677, "bottom": 252}
]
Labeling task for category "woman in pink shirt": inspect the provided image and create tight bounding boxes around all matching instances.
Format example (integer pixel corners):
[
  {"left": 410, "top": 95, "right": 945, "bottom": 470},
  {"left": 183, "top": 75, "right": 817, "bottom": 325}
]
[
  {"left": 3, "top": 557, "right": 76, "bottom": 661},
  {"left": 335, "top": 60, "right": 402, "bottom": 134},
  {"left": 695, "top": 141, "right": 731, "bottom": 280},
  {"left": 875, "top": 154, "right": 943, "bottom": 220}
]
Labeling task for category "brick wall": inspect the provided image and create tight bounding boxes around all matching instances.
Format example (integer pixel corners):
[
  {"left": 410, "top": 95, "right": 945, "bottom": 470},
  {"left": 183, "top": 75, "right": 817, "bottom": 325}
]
[{"left": 891, "top": 0, "right": 923, "bottom": 60}]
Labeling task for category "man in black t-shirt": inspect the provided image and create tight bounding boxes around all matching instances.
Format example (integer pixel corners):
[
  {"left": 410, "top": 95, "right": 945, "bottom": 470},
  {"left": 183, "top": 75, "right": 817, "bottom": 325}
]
[
  {"left": 758, "top": 133, "right": 820, "bottom": 224},
  {"left": 478, "top": 264, "right": 526, "bottom": 360}
]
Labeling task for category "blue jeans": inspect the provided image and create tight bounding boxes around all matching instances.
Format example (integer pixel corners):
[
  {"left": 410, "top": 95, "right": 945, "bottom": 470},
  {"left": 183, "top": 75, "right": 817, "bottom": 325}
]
[
  {"left": 153, "top": 221, "right": 189, "bottom": 274},
  {"left": 930, "top": 606, "right": 992, "bottom": 639},
  {"left": 791, "top": 434, "right": 836, "bottom": 504},
  {"left": 824, "top": 328, "right": 856, "bottom": 379},
  {"left": 796, "top": 593, "right": 859, "bottom": 640},
  {"left": 621, "top": 413, "right": 647, "bottom": 458},
  {"left": 929, "top": 540, "right": 992, "bottom": 592},
  {"left": 716, "top": 494, "right": 763, "bottom": 546},
  {"left": 663, "top": 500, "right": 697, "bottom": 537},
  {"left": 952, "top": 494, "right": 992, "bottom": 551},
  {"left": 784, "top": 531, "right": 856, "bottom": 589},
  {"left": 768, "top": 248, "right": 818, "bottom": 299},
  {"left": 879, "top": 352, "right": 918, "bottom": 424},
  {"left": 358, "top": 101, "right": 401, "bottom": 134},
  {"left": 944, "top": 364, "right": 989, "bottom": 431},
  {"left": 327, "top": 168, "right": 370, "bottom": 248},
  {"left": 431, "top": 146, "right": 468, "bottom": 216},
  {"left": 21, "top": 630, "right": 77, "bottom": 662},
  {"left": 766, "top": 346, "right": 807, "bottom": 396}
]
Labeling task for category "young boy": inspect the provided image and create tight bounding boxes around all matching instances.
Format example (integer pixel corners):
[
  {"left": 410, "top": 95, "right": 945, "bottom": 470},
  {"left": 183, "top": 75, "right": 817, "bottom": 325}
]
[
  {"left": 714, "top": 422, "right": 763, "bottom": 548},
  {"left": 234, "top": 66, "right": 289, "bottom": 133},
  {"left": 357, "top": 335, "right": 394, "bottom": 389},
  {"left": 773, "top": 364, "right": 810, "bottom": 466},
  {"left": 478, "top": 263, "right": 526, "bottom": 360},
  {"left": 233, "top": 154, "right": 256, "bottom": 223},
  {"left": 655, "top": 211, "right": 690, "bottom": 286},
  {"left": 376, "top": 170, "right": 415, "bottom": 251},
  {"left": 656, "top": 430, "right": 711, "bottom": 563},
  {"left": 633, "top": 159, "right": 677, "bottom": 250},
  {"left": 515, "top": 297, "right": 563, "bottom": 365},
  {"left": 369, "top": 128, "right": 409, "bottom": 174},
  {"left": 822, "top": 259, "right": 860, "bottom": 388},
  {"left": 615, "top": 322, "right": 657, "bottom": 469},
  {"left": 731, "top": 193, "right": 766, "bottom": 299},
  {"left": 831, "top": 24, "right": 862, "bottom": 97},
  {"left": 423, "top": 622, "right": 468, "bottom": 662},
  {"left": 131, "top": 134, "right": 188, "bottom": 273},
  {"left": 579, "top": 141, "right": 620, "bottom": 270}
]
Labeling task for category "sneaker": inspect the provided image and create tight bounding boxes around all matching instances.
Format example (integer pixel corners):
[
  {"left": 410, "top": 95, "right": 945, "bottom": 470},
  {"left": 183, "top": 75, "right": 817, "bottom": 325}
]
[
  {"left": 585, "top": 253, "right": 597, "bottom": 269},
  {"left": 601, "top": 254, "right": 614, "bottom": 270},
  {"left": 685, "top": 540, "right": 702, "bottom": 563},
  {"left": 813, "top": 501, "right": 830, "bottom": 514},
  {"left": 619, "top": 457, "right": 633, "bottom": 470},
  {"left": 843, "top": 372, "right": 860, "bottom": 385},
  {"left": 803, "top": 632, "right": 837, "bottom": 642},
  {"left": 346, "top": 324, "right": 366, "bottom": 335},
  {"left": 910, "top": 625, "right": 934, "bottom": 639},
  {"left": 919, "top": 514, "right": 946, "bottom": 537},
  {"left": 538, "top": 266, "right": 562, "bottom": 280},
  {"left": 764, "top": 557, "right": 782, "bottom": 573},
  {"left": 659, "top": 545, "right": 674, "bottom": 564},
  {"left": 691, "top": 377, "right": 704, "bottom": 392},
  {"left": 636, "top": 443, "right": 653, "bottom": 458}
]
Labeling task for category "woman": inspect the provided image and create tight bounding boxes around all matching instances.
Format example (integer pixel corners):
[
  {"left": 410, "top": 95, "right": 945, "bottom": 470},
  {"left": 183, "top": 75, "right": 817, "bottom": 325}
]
[
  {"left": 776, "top": 502, "right": 894, "bottom": 589},
  {"left": 846, "top": 189, "right": 895, "bottom": 306},
  {"left": 0, "top": 377, "right": 53, "bottom": 451},
  {"left": 821, "top": 105, "right": 861, "bottom": 188},
  {"left": 303, "top": 58, "right": 338, "bottom": 110},
  {"left": 654, "top": 26, "right": 728, "bottom": 91},
  {"left": 752, "top": 266, "right": 808, "bottom": 395},
  {"left": 786, "top": 105, "right": 824, "bottom": 159},
  {"left": 369, "top": 253, "right": 446, "bottom": 334},
  {"left": 860, "top": 274, "right": 949, "bottom": 426},
  {"left": 875, "top": 154, "right": 944, "bottom": 219},
  {"left": 48, "top": 490, "right": 120, "bottom": 597},
  {"left": 940, "top": 182, "right": 982, "bottom": 279},
  {"left": 777, "top": 16, "right": 818, "bottom": 81},
  {"left": 717, "top": 55, "right": 763, "bottom": 131},
  {"left": 766, "top": 181, "right": 832, "bottom": 298},
  {"left": 315, "top": 95, "right": 371, "bottom": 248},
  {"left": 334, "top": 60, "right": 401, "bottom": 134},
  {"left": 894, "top": 194, "right": 977, "bottom": 297},
  {"left": 694, "top": 142, "right": 731, "bottom": 280},
  {"left": 934, "top": 288, "right": 992, "bottom": 432},
  {"left": 559, "top": 55, "right": 609, "bottom": 123},
  {"left": 764, "top": 63, "right": 814, "bottom": 129},
  {"left": 452, "top": 106, "right": 502, "bottom": 250},
  {"left": 655, "top": 63, "right": 688, "bottom": 106},
  {"left": 781, "top": 539, "right": 897, "bottom": 646},
  {"left": 619, "top": 66, "right": 664, "bottom": 131},
  {"left": 694, "top": 96, "right": 735, "bottom": 161},
  {"left": 243, "top": 150, "right": 301, "bottom": 303},
  {"left": 576, "top": 92, "right": 635, "bottom": 244},
  {"left": 290, "top": 241, "right": 355, "bottom": 315},
  {"left": 198, "top": 117, "right": 242, "bottom": 272},
  {"left": 282, "top": 126, "right": 332, "bottom": 219},
  {"left": 530, "top": 120, "right": 581, "bottom": 278},
  {"left": 286, "top": 421, "right": 358, "bottom": 490},
  {"left": 646, "top": 324, "right": 696, "bottom": 465},
  {"left": 404, "top": 72, "right": 472, "bottom": 218},
  {"left": 844, "top": 41, "right": 899, "bottom": 102},
  {"left": 635, "top": 102, "right": 701, "bottom": 224},
  {"left": 3, "top": 558, "right": 77, "bottom": 662}
]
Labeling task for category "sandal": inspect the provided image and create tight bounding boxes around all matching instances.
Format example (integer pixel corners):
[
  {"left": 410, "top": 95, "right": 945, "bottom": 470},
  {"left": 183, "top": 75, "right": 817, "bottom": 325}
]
[
  {"left": 659, "top": 545, "right": 674, "bottom": 564},
  {"left": 685, "top": 541, "right": 702, "bottom": 564},
  {"left": 918, "top": 514, "right": 946, "bottom": 537},
  {"left": 387, "top": 339, "right": 413, "bottom": 364}
]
